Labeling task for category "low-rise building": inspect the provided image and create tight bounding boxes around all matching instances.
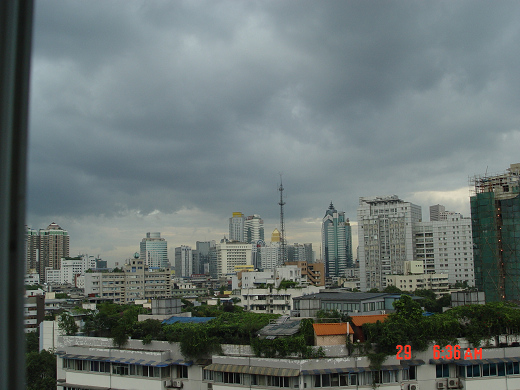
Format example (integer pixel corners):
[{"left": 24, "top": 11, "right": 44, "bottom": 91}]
[
  {"left": 285, "top": 261, "right": 325, "bottom": 287},
  {"left": 292, "top": 291, "right": 414, "bottom": 317},
  {"left": 55, "top": 335, "right": 520, "bottom": 390},
  {"left": 238, "top": 285, "right": 323, "bottom": 315},
  {"left": 313, "top": 323, "right": 353, "bottom": 346}
]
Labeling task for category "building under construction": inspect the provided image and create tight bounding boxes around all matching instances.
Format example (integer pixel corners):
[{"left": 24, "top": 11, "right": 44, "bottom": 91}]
[{"left": 470, "top": 163, "right": 520, "bottom": 302}]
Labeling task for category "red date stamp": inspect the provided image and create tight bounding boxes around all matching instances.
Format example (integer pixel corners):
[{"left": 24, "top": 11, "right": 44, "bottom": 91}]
[{"left": 396, "top": 345, "right": 483, "bottom": 360}]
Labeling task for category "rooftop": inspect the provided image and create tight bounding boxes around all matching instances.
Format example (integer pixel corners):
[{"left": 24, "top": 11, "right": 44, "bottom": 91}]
[
  {"left": 351, "top": 314, "right": 389, "bottom": 327},
  {"left": 313, "top": 323, "right": 353, "bottom": 336}
]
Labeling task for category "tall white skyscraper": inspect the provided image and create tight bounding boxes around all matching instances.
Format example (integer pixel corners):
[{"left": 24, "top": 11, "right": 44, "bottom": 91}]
[
  {"left": 322, "top": 203, "right": 353, "bottom": 277},
  {"left": 140, "top": 232, "right": 168, "bottom": 268},
  {"left": 229, "top": 212, "right": 245, "bottom": 242},
  {"left": 358, "top": 195, "right": 422, "bottom": 291},
  {"left": 244, "top": 214, "right": 264, "bottom": 244},
  {"left": 175, "top": 245, "right": 193, "bottom": 278}
]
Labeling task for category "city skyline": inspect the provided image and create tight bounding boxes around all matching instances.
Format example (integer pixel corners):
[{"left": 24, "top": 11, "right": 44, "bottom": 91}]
[{"left": 26, "top": 1, "right": 520, "bottom": 266}]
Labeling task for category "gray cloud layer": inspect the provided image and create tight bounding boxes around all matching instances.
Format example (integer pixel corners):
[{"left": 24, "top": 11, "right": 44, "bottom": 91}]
[{"left": 27, "top": 0, "right": 520, "bottom": 262}]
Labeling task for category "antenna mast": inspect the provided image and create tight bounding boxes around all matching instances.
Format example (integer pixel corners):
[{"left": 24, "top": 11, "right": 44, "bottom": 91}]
[{"left": 278, "top": 174, "right": 286, "bottom": 265}]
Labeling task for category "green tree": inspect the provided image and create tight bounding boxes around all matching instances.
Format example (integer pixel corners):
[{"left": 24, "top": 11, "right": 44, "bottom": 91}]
[
  {"left": 26, "top": 350, "right": 56, "bottom": 390},
  {"left": 26, "top": 331, "right": 39, "bottom": 353},
  {"left": 383, "top": 285, "right": 402, "bottom": 294},
  {"left": 58, "top": 312, "right": 78, "bottom": 335}
]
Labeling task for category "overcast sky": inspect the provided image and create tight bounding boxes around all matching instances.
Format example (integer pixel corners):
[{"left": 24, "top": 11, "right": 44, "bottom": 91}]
[{"left": 27, "top": 0, "right": 520, "bottom": 266}]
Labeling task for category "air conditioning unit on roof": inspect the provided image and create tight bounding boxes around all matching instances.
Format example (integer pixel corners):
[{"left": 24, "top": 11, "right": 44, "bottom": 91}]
[
  {"left": 436, "top": 380, "right": 447, "bottom": 389},
  {"left": 409, "top": 384, "right": 419, "bottom": 390}
]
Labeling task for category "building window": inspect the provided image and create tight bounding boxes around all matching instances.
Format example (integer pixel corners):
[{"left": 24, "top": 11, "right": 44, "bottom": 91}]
[
  {"left": 436, "top": 364, "right": 449, "bottom": 378},
  {"left": 177, "top": 365, "right": 188, "bottom": 378}
]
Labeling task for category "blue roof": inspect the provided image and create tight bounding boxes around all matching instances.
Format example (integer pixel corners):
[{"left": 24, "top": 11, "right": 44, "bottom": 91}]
[{"left": 162, "top": 316, "right": 215, "bottom": 325}]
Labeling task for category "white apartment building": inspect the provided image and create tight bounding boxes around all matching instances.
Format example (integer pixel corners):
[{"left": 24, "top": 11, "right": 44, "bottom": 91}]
[
  {"left": 358, "top": 195, "right": 422, "bottom": 291},
  {"left": 45, "top": 254, "right": 97, "bottom": 285},
  {"left": 385, "top": 273, "right": 449, "bottom": 294},
  {"left": 259, "top": 242, "right": 280, "bottom": 270},
  {"left": 238, "top": 285, "right": 323, "bottom": 315},
  {"left": 215, "top": 241, "right": 252, "bottom": 278},
  {"left": 415, "top": 209, "right": 474, "bottom": 286},
  {"left": 84, "top": 257, "right": 172, "bottom": 303},
  {"left": 233, "top": 265, "right": 304, "bottom": 289}
]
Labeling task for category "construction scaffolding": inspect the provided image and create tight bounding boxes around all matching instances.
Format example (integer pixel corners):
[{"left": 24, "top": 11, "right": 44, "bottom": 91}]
[{"left": 470, "top": 164, "right": 520, "bottom": 302}]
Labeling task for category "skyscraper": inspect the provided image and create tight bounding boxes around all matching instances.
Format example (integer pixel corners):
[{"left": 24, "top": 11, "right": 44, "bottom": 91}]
[
  {"left": 175, "top": 245, "right": 193, "bottom": 278},
  {"left": 244, "top": 214, "right": 264, "bottom": 244},
  {"left": 194, "top": 241, "right": 213, "bottom": 274},
  {"left": 471, "top": 163, "right": 520, "bottom": 302},
  {"left": 357, "top": 196, "right": 421, "bottom": 291},
  {"left": 322, "top": 203, "right": 353, "bottom": 277},
  {"left": 229, "top": 212, "right": 245, "bottom": 242},
  {"left": 140, "top": 232, "right": 168, "bottom": 268},
  {"left": 26, "top": 222, "right": 70, "bottom": 283}
]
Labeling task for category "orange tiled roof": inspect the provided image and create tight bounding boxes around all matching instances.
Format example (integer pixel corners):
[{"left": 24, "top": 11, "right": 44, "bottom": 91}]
[
  {"left": 351, "top": 314, "right": 389, "bottom": 327},
  {"left": 313, "top": 323, "right": 353, "bottom": 336}
]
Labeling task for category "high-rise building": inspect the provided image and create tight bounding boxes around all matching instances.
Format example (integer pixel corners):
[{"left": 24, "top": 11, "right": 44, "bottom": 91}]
[
  {"left": 288, "top": 243, "right": 314, "bottom": 263},
  {"left": 215, "top": 239, "right": 252, "bottom": 278},
  {"left": 26, "top": 223, "right": 70, "bottom": 283},
  {"left": 258, "top": 229, "right": 281, "bottom": 270},
  {"left": 429, "top": 204, "right": 446, "bottom": 221},
  {"left": 322, "top": 203, "right": 353, "bottom": 277},
  {"left": 175, "top": 245, "right": 193, "bottom": 278},
  {"left": 414, "top": 207, "right": 474, "bottom": 286},
  {"left": 357, "top": 196, "right": 421, "bottom": 291},
  {"left": 244, "top": 214, "right": 264, "bottom": 244},
  {"left": 229, "top": 212, "right": 245, "bottom": 242},
  {"left": 471, "top": 163, "right": 520, "bottom": 302},
  {"left": 194, "top": 241, "right": 213, "bottom": 275},
  {"left": 140, "top": 232, "right": 168, "bottom": 268}
]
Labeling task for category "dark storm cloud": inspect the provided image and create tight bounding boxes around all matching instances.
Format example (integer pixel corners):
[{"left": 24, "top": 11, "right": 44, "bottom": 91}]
[{"left": 27, "top": 0, "right": 520, "bottom": 257}]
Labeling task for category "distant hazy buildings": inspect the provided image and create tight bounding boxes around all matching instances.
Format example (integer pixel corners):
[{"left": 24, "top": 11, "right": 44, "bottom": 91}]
[
  {"left": 471, "top": 163, "right": 520, "bottom": 302},
  {"left": 287, "top": 243, "right": 314, "bottom": 264},
  {"left": 358, "top": 196, "right": 421, "bottom": 291},
  {"left": 322, "top": 203, "right": 353, "bottom": 277},
  {"left": 140, "top": 232, "right": 168, "bottom": 268},
  {"left": 26, "top": 222, "right": 70, "bottom": 283},
  {"left": 175, "top": 245, "right": 193, "bottom": 278},
  {"left": 229, "top": 212, "right": 245, "bottom": 242}
]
